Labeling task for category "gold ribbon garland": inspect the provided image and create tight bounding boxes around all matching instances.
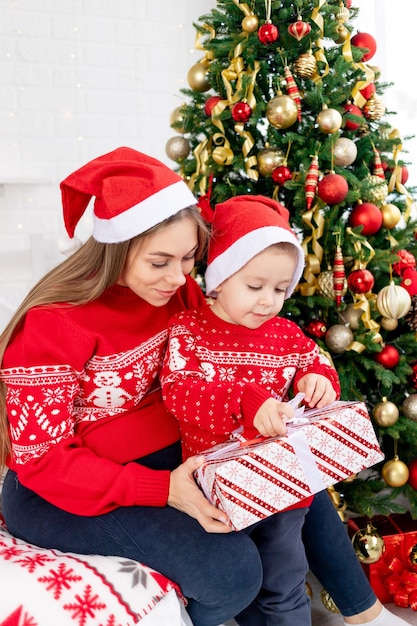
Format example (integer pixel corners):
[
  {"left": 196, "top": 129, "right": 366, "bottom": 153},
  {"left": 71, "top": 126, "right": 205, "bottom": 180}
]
[
  {"left": 299, "top": 201, "right": 325, "bottom": 295},
  {"left": 310, "top": 0, "right": 329, "bottom": 83},
  {"left": 388, "top": 131, "right": 416, "bottom": 222},
  {"left": 344, "top": 227, "right": 380, "bottom": 352}
]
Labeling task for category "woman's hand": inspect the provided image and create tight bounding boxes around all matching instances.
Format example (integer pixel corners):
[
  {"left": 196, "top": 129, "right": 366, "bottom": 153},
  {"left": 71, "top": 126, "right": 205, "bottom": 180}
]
[
  {"left": 168, "top": 456, "right": 232, "bottom": 533},
  {"left": 297, "top": 374, "right": 337, "bottom": 408},
  {"left": 253, "top": 397, "right": 293, "bottom": 437}
]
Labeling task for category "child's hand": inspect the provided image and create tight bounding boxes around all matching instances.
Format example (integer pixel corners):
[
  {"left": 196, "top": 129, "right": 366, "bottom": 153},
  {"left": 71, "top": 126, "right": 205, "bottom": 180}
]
[
  {"left": 253, "top": 397, "right": 294, "bottom": 437},
  {"left": 297, "top": 374, "right": 336, "bottom": 408}
]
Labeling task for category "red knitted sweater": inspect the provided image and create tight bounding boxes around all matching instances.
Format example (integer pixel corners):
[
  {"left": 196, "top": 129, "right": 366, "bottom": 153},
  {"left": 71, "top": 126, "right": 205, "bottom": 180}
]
[
  {"left": 1, "top": 277, "right": 205, "bottom": 515},
  {"left": 161, "top": 305, "right": 340, "bottom": 459}
]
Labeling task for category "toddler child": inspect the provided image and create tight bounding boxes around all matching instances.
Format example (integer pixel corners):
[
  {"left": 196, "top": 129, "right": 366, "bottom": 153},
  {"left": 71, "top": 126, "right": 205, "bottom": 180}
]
[{"left": 161, "top": 194, "right": 340, "bottom": 626}]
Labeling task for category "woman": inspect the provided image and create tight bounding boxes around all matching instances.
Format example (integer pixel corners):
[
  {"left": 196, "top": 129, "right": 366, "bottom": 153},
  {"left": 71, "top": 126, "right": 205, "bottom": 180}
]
[{"left": 0, "top": 148, "right": 409, "bottom": 626}]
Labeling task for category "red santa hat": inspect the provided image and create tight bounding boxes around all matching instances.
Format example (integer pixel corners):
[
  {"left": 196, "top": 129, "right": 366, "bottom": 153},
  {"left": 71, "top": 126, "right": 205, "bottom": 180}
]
[
  {"left": 205, "top": 195, "right": 304, "bottom": 298},
  {"left": 60, "top": 146, "right": 197, "bottom": 243}
]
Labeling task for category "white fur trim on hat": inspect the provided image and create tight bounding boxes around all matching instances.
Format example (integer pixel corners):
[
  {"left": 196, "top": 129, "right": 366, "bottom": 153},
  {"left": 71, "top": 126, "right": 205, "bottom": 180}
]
[
  {"left": 205, "top": 226, "right": 305, "bottom": 298},
  {"left": 93, "top": 180, "right": 197, "bottom": 243}
]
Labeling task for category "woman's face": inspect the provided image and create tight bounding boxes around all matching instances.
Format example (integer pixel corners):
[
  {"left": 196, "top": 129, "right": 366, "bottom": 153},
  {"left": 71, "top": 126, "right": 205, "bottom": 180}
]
[{"left": 117, "top": 216, "right": 199, "bottom": 306}]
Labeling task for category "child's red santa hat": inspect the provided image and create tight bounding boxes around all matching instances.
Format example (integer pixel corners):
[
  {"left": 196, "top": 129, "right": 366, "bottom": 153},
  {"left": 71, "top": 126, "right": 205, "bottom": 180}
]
[
  {"left": 60, "top": 146, "right": 197, "bottom": 243},
  {"left": 205, "top": 195, "right": 304, "bottom": 298}
]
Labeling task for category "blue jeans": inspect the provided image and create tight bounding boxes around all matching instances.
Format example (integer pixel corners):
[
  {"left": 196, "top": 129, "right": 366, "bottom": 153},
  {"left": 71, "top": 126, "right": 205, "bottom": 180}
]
[
  {"left": 237, "top": 507, "right": 311, "bottom": 626},
  {"left": 302, "top": 490, "right": 377, "bottom": 616},
  {"left": 2, "top": 443, "right": 262, "bottom": 626}
]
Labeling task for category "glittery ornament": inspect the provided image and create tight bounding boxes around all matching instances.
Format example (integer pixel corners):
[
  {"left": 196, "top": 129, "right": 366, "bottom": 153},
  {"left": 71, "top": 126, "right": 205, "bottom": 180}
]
[
  {"left": 305, "top": 155, "right": 319, "bottom": 210},
  {"left": 288, "top": 17, "right": 311, "bottom": 41},
  {"left": 317, "top": 173, "right": 349, "bottom": 204},
  {"left": 293, "top": 51, "right": 317, "bottom": 79},
  {"left": 364, "top": 95, "right": 386, "bottom": 121},
  {"left": 165, "top": 136, "right": 190, "bottom": 162},
  {"left": 333, "top": 245, "right": 346, "bottom": 307},
  {"left": 403, "top": 395, "right": 417, "bottom": 422},
  {"left": 333, "top": 137, "right": 357, "bottom": 167},
  {"left": 284, "top": 66, "right": 301, "bottom": 122},
  {"left": 325, "top": 324, "right": 354, "bottom": 354},
  {"left": 348, "top": 202, "right": 382, "bottom": 236}
]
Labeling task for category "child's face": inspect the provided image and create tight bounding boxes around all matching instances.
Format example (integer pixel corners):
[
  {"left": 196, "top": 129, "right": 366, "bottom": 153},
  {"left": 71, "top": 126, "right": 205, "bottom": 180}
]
[{"left": 211, "top": 246, "right": 297, "bottom": 328}]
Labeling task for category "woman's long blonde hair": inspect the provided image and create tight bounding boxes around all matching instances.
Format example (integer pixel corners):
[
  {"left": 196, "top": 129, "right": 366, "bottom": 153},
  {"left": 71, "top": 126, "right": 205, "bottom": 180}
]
[{"left": 0, "top": 206, "right": 208, "bottom": 468}]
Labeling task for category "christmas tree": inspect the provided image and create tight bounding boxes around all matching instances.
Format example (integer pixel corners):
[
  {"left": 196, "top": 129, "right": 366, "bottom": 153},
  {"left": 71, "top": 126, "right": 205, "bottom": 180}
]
[{"left": 165, "top": 0, "right": 417, "bottom": 519}]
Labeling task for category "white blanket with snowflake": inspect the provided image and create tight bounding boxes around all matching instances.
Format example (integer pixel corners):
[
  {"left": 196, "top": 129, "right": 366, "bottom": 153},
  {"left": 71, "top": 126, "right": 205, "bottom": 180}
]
[{"left": 0, "top": 514, "right": 192, "bottom": 626}]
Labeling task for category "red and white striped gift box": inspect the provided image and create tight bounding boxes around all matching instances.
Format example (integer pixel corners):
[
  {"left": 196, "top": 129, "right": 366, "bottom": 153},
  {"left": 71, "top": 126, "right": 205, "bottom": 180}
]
[{"left": 196, "top": 401, "right": 384, "bottom": 531}]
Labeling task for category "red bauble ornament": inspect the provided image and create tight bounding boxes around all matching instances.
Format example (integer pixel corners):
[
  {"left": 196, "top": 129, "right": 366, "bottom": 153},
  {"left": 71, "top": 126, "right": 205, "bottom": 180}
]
[
  {"left": 359, "top": 83, "right": 376, "bottom": 101},
  {"left": 351, "top": 32, "right": 377, "bottom": 62},
  {"left": 317, "top": 173, "right": 349, "bottom": 205},
  {"left": 343, "top": 103, "right": 363, "bottom": 130},
  {"left": 288, "top": 18, "right": 311, "bottom": 41},
  {"left": 258, "top": 22, "right": 279, "bottom": 44},
  {"left": 231, "top": 101, "right": 252, "bottom": 123},
  {"left": 408, "top": 458, "right": 417, "bottom": 491},
  {"left": 204, "top": 96, "right": 221, "bottom": 116},
  {"left": 375, "top": 344, "right": 400, "bottom": 369},
  {"left": 412, "top": 362, "right": 417, "bottom": 389},
  {"left": 272, "top": 165, "right": 292, "bottom": 185},
  {"left": 345, "top": 0, "right": 352, "bottom": 7},
  {"left": 347, "top": 269, "right": 375, "bottom": 294},
  {"left": 401, "top": 166, "right": 409, "bottom": 184},
  {"left": 349, "top": 202, "right": 383, "bottom": 236},
  {"left": 304, "top": 319, "right": 327, "bottom": 339}
]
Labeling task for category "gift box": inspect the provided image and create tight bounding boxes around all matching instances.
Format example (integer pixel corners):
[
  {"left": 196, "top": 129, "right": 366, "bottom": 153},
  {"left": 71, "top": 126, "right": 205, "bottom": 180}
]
[
  {"left": 348, "top": 513, "right": 417, "bottom": 609},
  {"left": 196, "top": 400, "right": 384, "bottom": 530}
]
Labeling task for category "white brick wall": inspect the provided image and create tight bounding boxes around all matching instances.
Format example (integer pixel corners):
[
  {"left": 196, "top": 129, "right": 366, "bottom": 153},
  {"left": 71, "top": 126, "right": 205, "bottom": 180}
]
[{"left": 0, "top": 0, "right": 213, "bottom": 328}]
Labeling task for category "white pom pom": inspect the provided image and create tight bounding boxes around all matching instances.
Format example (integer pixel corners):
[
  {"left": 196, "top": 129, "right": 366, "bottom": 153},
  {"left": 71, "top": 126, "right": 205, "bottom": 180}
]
[{"left": 57, "top": 236, "right": 83, "bottom": 257}]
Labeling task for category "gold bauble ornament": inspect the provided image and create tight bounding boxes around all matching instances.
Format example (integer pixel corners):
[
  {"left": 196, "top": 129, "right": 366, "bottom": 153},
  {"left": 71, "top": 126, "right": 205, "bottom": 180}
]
[
  {"left": 364, "top": 95, "right": 386, "bottom": 121},
  {"left": 376, "top": 282, "right": 412, "bottom": 320},
  {"left": 372, "top": 397, "right": 399, "bottom": 427},
  {"left": 317, "top": 269, "right": 347, "bottom": 300},
  {"left": 380, "top": 317, "right": 398, "bottom": 331},
  {"left": 242, "top": 14, "right": 259, "bottom": 32},
  {"left": 266, "top": 95, "right": 298, "bottom": 129},
  {"left": 333, "top": 137, "right": 357, "bottom": 167},
  {"left": 381, "top": 456, "right": 409, "bottom": 487},
  {"left": 257, "top": 146, "right": 285, "bottom": 177},
  {"left": 316, "top": 107, "right": 343, "bottom": 134},
  {"left": 320, "top": 588, "right": 340, "bottom": 613},
  {"left": 170, "top": 105, "right": 186, "bottom": 134},
  {"left": 352, "top": 524, "right": 385, "bottom": 564},
  {"left": 360, "top": 174, "right": 388, "bottom": 206},
  {"left": 380, "top": 203, "right": 402, "bottom": 229},
  {"left": 187, "top": 62, "right": 211, "bottom": 92},
  {"left": 293, "top": 51, "right": 317, "bottom": 78},
  {"left": 325, "top": 324, "right": 354, "bottom": 354},
  {"left": 338, "top": 302, "right": 364, "bottom": 330},
  {"left": 402, "top": 394, "right": 417, "bottom": 421},
  {"left": 165, "top": 136, "right": 190, "bottom": 162},
  {"left": 334, "top": 24, "right": 349, "bottom": 44}
]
